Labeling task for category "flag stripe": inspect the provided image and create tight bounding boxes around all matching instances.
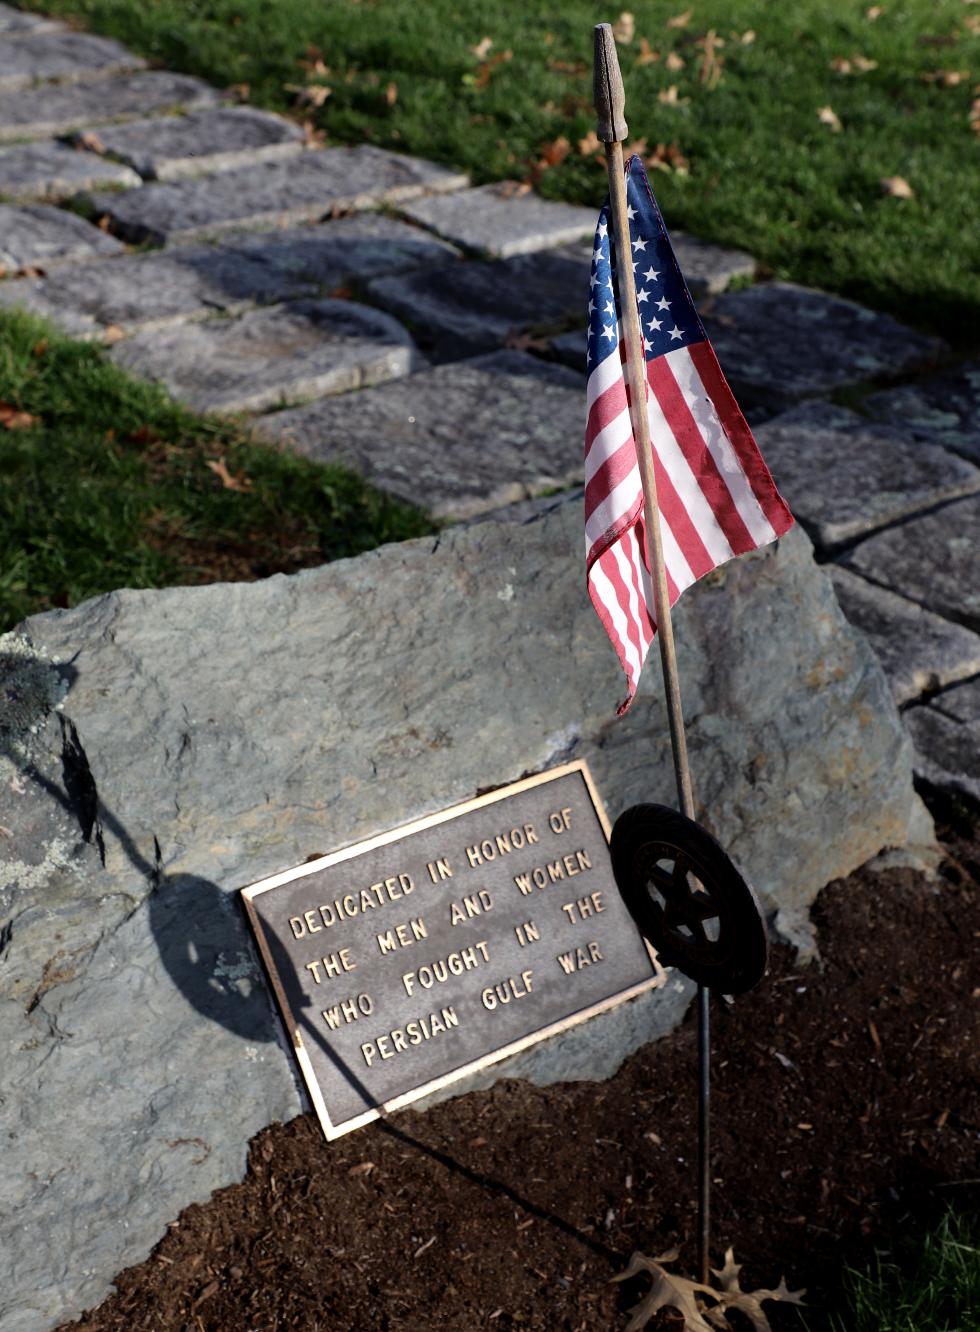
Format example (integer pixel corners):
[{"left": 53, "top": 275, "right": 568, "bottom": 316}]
[
  {"left": 645, "top": 386, "right": 735, "bottom": 568},
  {"left": 688, "top": 340, "right": 794, "bottom": 536},
  {"left": 647, "top": 352, "right": 759, "bottom": 555},
  {"left": 664, "top": 347, "right": 778, "bottom": 549}
]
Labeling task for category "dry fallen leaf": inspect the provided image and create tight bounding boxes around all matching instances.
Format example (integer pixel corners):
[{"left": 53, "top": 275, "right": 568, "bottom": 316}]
[
  {"left": 831, "top": 56, "right": 853, "bottom": 74},
  {"left": 301, "top": 119, "right": 326, "bottom": 147},
  {"left": 817, "top": 104, "right": 843, "bottom": 131},
  {"left": 470, "top": 36, "right": 493, "bottom": 59},
  {"left": 697, "top": 28, "right": 725, "bottom": 86},
  {"left": 474, "top": 48, "right": 512, "bottom": 88},
  {"left": 385, "top": 80, "right": 398, "bottom": 105},
  {"left": 206, "top": 457, "right": 252, "bottom": 492},
  {"left": 965, "top": 16, "right": 980, "bottom": 35},
  {"left": 613, "top": 1251, "right": 717, "bottom": 1332},
  {"left": 102, "top": 324, "right": 125, "bottom": 345},
  {"left": 624, "top": 136, "right": 650, "bottom": 158},
  {"left": 852, "top": 54, "right": 878, "bottom": 71},
  {"left": 503, "top": 331, "right": 551, "bottom": 354},
  {"left": 227, "top": 82, "right": 250, "bottom": 101},
  {"left": 969, "top": 94, "right": 980, "bottom": 132},
  {"left": 496, "top": 178, "right": 532, "bottom": 198},
  {"left": 577, "top": 129, "right": 602, "bottom": 156},
  {"left": 637, "top": 38, "right": 660, "bottom": 65},
  {"left": 866, "top": 4, "right": 884, "bottom": 17},
  {"left": 645, "top": 140, "right": 689, "bottom": 174},
  {"left": 614, "top": 1247, "right": 805, "bottom": 1332},
  {"left": 0, "top": 402, "right": 39, "bottom": 430},
  {"left": 665, "top": 50, "right": 686, "bottom": 71},
  {"left": 739, "top": 29, "right": 756, "bottom": 44},
  {"left": 613, "top": 11, "right": 635, "bottom": 44},
  {"left": 667, "top": 8, "right": 693, "bottom": 28},
  {"left": 538, "top": 134, "right": 571, "bottom": 167},
  {"left": 74, "top": 130, "right": 105, "bottom": 154},
  {"left": 658, "top": 84, "right": 690, "bottom": 104},
  {"left": 880, "top": 174, "right": 913, "bottom": 198},
  {"left": 127, "top": 425, "right": 161, "bottom": 445},
  {"left": 347, "top": 1160, "right": 375, "bottom": 1177},
  {"left": 924, "top": 68, "right": 969, "bottom": 86},
  {"left": 548, "top": 57, "right": 586, "bottom": 75},
  {"left": 286, "top": 82, "right": 331, "bottom": 108},
  {"left": 31, "top": 339, "right": 48, "bottom": 358}
]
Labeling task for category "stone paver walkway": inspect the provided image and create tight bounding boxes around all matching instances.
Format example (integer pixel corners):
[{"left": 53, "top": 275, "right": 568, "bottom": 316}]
[{"left": 0, "top": 10, "right": 977, "bottom": 803}]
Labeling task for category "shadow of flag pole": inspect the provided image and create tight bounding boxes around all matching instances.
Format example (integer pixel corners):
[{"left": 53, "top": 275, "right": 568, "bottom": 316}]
[{"left": 592, "top": 21, "right": 712, "bottom": 1284}]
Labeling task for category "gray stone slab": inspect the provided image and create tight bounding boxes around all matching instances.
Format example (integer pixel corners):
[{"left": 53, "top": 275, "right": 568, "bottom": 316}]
[
  {"left": 111, "top": 298, "right": 420, "bottom": 414},
  {"left": 88, "top": 145, "right": 469, "bottom": 245},
  {"left": 550, "top": 327, "right": 587, "bottom": 370},
  {"left": 905, "top": 677, "right": 980, "bottom": 802},
  {"left": 753, "top": 401, "right": 980, "bottom": 551},
  {"left": 400, "top": 182, "right": 595, "bottom": 258},
  {"left": 219, "top": 212, "right": 459, "bottom": 289},
  {"left": 0, "top": 30, "right": 144, "bottom": 93},
  {"left": 671, "top": 230, "right": 756, "bottom": 295},
  {"left": 260, "top": 349, "right": 585, "bottom": 520},
  {"left": 865, "top": 361, "right": 980, "bottom": 467},
  {"left": 0, "top": 71, "right": 219, "bottom": 143},
  {"left": 830, "top": 567, "right": 980, "bottom": 705},
  {"left": 0, "top": 138, "right": 139, "bottom": 201},
  {"left": 0, "top": 505, "right": 927, "bottom": 1328},
  {"left": 701, "top": 282, "right": 946, "bottom": 412},
  {"left": 0, "top": 277, "right": 97, "bottom": 336},
  {"left": 0, "top": 202, "right": 122, "bottom": 273},
  {"left": 0, "top": 3, "right": 60, "bottom": 33},
  {"left": 368, "top": 246, "right": 588, "bottom": 360},
  {"left": 0, "top": 221, "right": 455, "bottom": 338},
  {"left": 0, "top": 244, "right": 315, "bottom": 337},
  {"left": 844, "top": 493, "right": 980, "bottom": 632},
  {"left": 77, "top": 105, "right": 304, "bottom": 181}
]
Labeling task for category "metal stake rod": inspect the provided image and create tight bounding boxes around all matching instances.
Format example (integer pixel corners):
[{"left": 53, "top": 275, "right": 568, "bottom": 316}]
[{"left": 593, "top": 21, "right": 711, "bottom": 1284}]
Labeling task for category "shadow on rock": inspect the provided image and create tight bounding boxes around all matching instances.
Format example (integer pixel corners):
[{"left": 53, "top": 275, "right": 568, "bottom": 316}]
[{"left": 1, "top": 643, "right": 277, "bottom": 1043}]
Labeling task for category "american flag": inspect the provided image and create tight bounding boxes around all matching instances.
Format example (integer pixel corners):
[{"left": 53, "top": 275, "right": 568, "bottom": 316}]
[{"left": 585, "top": 156, "right": 793, "bottom": 714}]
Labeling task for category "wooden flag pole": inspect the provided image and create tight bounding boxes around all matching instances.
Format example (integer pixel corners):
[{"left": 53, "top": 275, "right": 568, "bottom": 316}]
[{"left": 593, "top": 21, "right": 712, "bottom": 1284}]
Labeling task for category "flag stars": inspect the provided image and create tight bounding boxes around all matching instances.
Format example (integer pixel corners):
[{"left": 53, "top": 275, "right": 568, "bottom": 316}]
[
  {"left": 647, "top": 316, "right": 663, "bottom": 332},
  {"left": 642, "top": 266, "right": 660, "bottom": 283},
  {"left": 602, "top": 323, "right": 616, "bottom": 340},
  {"left": 631, "top": 236, "right": 648, "bottom": 253},
  {"left": 669, "top": 325, "right": 683, "bottom": 341},
  {"left": 604, "top": 299, "right": 616, "bottom": 317},
  {"left": 597, "top": 221, "right": 608, "bottom": 239},
  {"left": 636, "top": 288, "right": 650, "bottom": 304},
  {"left": 626, "top": 204, "right": 636, "bottom": 219},
  {"left": 656, "top": 296, "right": 671, "bottom": 311}
]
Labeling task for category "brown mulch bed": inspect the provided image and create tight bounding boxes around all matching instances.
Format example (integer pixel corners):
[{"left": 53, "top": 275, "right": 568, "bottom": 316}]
[{"left": 64, "top": 794, "right": 980, "bottom": 1332}]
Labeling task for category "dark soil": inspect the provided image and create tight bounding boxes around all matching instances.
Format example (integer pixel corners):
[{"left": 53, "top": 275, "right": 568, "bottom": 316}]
[{"left": 63, "top": 793, "right": 980, "bottom": 1332}]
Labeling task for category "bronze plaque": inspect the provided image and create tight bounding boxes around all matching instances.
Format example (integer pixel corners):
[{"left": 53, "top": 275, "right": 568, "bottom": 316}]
[{"left": 241, "top": 761, "right": 664, "bottom": 1139}]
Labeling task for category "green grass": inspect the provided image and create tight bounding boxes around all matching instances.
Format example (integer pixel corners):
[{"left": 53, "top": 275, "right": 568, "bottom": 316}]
[
  {"left": 27, "top": 0, "right": 980, "bottom": 345},
  {"left": 0, "top": 309, "right": 432, "bottom": 631},
  {"left": 825, "top": 1211, "right": 980, "bottom": 1332}
]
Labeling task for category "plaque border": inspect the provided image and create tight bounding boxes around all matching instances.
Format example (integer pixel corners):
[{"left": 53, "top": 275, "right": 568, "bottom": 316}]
[{"left": 241, "top": 760, "right": 665, "bottom": 1141}]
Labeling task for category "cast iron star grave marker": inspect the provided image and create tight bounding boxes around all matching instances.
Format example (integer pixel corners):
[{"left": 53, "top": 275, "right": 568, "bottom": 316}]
[{"left": 242, "top": 761, "right": 665, "bottom": 1140}]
